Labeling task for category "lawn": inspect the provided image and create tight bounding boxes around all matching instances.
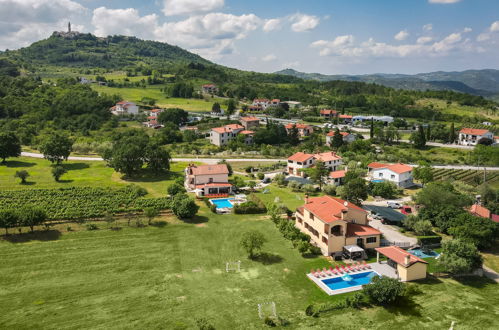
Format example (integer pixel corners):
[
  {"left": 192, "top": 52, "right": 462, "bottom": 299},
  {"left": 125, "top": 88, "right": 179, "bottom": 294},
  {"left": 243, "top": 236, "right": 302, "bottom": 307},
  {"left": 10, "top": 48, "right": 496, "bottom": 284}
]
[
  {"left": 416, "top": 98, "right": 498, "bottom": 121},
  {"left": 92, "top": 84, "right": 224, "bottom": 112},
  {"left": 482, "top": 245, "right": 499, "bottom": 273},
  {"left": 1, "top": 204, "right": 498, "bottom": 329},
  {"left": 0, "top": 157, "right": 189, "bottom": 197}
]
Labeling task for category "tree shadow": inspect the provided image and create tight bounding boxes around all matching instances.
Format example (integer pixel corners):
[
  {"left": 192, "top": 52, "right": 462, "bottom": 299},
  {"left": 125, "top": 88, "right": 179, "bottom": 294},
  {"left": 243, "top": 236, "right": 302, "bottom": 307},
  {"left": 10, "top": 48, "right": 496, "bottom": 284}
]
[
  {"left": 2, "top": 230, "right": 62, "bottom": 243},
  {"left": 62, "top": 163, "right": 90, "bottom": 171},
  {"left": 19, "top": 181, "right": 36, "bottom": 186},
  {"left": 151, "top": 221, "right": 168, "bottom": 228},
  {"left": 57, "top": 179, "right": 74, "bottom": 183},
  {"left": 182, "top": 215, "right": 209, "bottom": 224},
  {"left": 253, "top": 252, "right": 284, "bottom": 265},
  {"left": 124, "top": 169, "right": 183, "bottom": 183},
  {"left": 5, "top": 161, "right": 37, "bottom": 168},
  {"left": 454, "top": 275, "right": 496, "bottom": 288},
  {"left": 385, "top": 296, "right": 422, "bottom": 317}
]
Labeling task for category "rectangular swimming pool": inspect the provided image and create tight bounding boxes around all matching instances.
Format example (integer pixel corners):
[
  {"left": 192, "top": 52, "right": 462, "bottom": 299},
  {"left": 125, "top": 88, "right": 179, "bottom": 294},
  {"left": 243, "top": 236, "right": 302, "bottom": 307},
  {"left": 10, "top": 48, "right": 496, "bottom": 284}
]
[
  {"left": 210, "top": 198, "right": 234, "bottom": 209},
  {"left": 321, "top": 271, "right": 380, "bottom": 291}
]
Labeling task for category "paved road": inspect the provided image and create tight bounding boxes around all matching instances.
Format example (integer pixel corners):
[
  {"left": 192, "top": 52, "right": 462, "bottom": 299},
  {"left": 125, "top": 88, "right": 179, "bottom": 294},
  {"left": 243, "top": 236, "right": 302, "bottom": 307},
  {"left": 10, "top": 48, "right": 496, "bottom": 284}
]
[
  {"left": 369, "top": 219, "right": 418, "bottom": 246},
  {"left": 20, "top": 152, "right": 286, "bottom": 164}
]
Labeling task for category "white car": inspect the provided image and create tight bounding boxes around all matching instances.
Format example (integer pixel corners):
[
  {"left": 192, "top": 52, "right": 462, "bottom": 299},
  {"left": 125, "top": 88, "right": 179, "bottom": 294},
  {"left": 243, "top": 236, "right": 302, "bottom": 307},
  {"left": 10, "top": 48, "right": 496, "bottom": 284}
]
[{"left": 387, "top": 202, "right": 402, "bottom": 209}]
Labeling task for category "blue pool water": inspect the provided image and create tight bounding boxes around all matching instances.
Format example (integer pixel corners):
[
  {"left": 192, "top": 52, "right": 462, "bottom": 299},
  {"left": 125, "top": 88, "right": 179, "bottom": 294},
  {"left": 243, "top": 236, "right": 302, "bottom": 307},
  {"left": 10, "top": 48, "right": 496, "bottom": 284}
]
[
  {"left": 322, "top": 271, "right": 380, "bottom": 291},
  {"left": 409, "top": 249, "right": 440, "bottom": 258},
  {"left": 210, "top": 198, "right": 234, "bottom": 209},
  {"left": 371, "top": 179, "right": 385, "bottom": 183}
]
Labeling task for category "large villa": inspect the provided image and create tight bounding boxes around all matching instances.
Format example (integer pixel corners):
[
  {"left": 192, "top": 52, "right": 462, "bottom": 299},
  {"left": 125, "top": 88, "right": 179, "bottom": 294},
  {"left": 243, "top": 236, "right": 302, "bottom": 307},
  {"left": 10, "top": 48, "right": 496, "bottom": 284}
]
[
  {"left": 295, "top": 195, "right": 381, "bottom": 257},
  {"left": 184, "top": 164, "right": 232, "bottom": 198}
]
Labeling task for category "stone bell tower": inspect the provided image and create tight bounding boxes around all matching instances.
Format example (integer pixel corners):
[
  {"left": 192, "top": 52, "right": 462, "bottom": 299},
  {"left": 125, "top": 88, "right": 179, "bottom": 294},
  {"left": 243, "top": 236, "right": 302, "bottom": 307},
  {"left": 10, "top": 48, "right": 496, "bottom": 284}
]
[{"left": 68, "top": 22, "right": 71, "bottom": 33}]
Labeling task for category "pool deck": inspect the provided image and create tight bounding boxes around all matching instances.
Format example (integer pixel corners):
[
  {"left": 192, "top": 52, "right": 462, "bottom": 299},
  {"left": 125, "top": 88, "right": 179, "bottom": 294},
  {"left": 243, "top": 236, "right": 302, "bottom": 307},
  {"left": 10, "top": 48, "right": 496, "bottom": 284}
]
[{"left": 308, "top": 262, "right": 398, "bottom": 296}]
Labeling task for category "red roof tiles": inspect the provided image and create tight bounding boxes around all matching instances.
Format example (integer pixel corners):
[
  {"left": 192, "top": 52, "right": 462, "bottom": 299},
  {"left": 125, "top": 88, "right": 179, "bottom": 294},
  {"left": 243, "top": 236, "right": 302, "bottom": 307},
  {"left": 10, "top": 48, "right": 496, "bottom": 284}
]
[
  {"left": 375, "top": 246, "right": 428, "bottom": 267},
  {"left": 240, "top": 116, "right": 259, "bottom": 122},
  {"left": 288, "top": 152, "right": 315, "bottom": 163},
  {"left": 459, "top": 128, "right": 490, "bottom": 135},
  {"left": 303, "top": 195, "right": 365, "bottom": 223},
  {"left": 329, "top": 170, "right": 346, "bottom": 179},
  {"left": 368, "top": 162, "right": 412, "bottom": 174},
  {"left": 320, "top": 109, "right": 338, "bottom": 115},
  {"left": 285, "top": 123, "right": 312, "bottom": 130},
  {"left": 189, "top": 164, "right": 229, "bottom": 176},
  {"left": 327, "top": 131, "right": 350, "bottom": 137},
  {"left": 346, "top": 223, "right": 381, "bottom": 237},
  {"left": 469, "top": 204, "right": 491, "bottom": 219}
]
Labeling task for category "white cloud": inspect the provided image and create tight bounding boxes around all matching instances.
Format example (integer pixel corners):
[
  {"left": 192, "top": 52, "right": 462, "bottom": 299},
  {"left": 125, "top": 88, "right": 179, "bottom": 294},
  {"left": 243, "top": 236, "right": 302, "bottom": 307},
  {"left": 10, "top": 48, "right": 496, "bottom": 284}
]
[
  {"left": 289, "top": 13, "right": 320, "bottom": 32},
  {"left": 477, "top": 33, "right": 490, "bottom": 42},
  {"left": 417, "top": 36, "right": 433, "bottom": 44},
  {"left": 281, "top": 61, "right": 300, "bottom": 69},
  {"left": 423, "top": 24, "right": 433, "bottom": 31},
  {"left": 92, "top": 7, "right": 158, "bottom": 39},
  {"left": 463, "top": 27, "right": 472, "bottom": 33},
  {"left": 428, "top": 0, "right": 461, "bottom": 4},
  {"left": 310, "top": 31, "right": 477, "bottom": 59},
  {"left": 394, "top": 30, "right": 409, "bottom": 41},
  {"left": 162, "top": 0, "right": 224, "bottom": 16},
  {"left": 261, "top": 54, "right": 277, "bottom": 62},
  {"left": 263, "top": 18, "right": 281, "bottom": 32},
  {"left": 490, "top": 21, "right": 499, "bottom": 32},
  {"left": 0, "top": 0, "right": 86, "bottom": 50}
]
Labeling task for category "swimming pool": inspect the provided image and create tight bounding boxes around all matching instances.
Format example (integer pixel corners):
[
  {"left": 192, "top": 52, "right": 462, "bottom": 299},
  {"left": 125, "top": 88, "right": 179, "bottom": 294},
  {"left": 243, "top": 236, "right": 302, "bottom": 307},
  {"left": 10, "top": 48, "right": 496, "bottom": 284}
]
[
  {"left": 321, "top": 271, "right": 380, "bottom": 291},
  {"left": 371, "top": 179, "right": 385, "bottom": 183},
  {"left": 210, "top": 198, "right": 234, "bottom": 209},
  {"left": 409, "top": 249, "right": 440, "bottom": 258}
]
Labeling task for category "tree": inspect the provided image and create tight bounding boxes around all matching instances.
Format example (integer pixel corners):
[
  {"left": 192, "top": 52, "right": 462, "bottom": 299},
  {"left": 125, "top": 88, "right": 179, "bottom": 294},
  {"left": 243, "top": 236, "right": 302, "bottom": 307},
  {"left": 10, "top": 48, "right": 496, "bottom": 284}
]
[
  {"left": 362, "top": 276, "right": 405, "bottom": 305},
  {"left": 145, "top": 143, "right": 171, "bottom": 173},
  {"left": 211, "top": 102, "right": 221, "bottom": 114},
  {"left": 287, "top": 125, "right": 300, "bottom": 146},
  {"left": 182, "top": 129, "right": 197, "bottom": 142},
  {"left": 412, "top": 220, "right": 433, "bottom": 236},
  {"left": 0, "top": 209, "right": 18, "bottom": 235},
  {"left": 426, "top": 124, "right": 431, "bottom": 141},
  {"left": 341, "top": 178, "right": 368, "bottom": 205},
  {"left": 369, "top": 181, "right": 397, "bottom": 199},
  {"left": 369, "top": 119, "right": 374, "bottom": 139},
  {"left": 18, "top": 207, "right": 46, "bottom": 232},
  {"left": 413, "top": 162, "right": 434, "bottom": 187},
  {"left": 0, "top": 132, "right": 21, "bottom": 164},
  {"left": 410, "top": 125, "right": 426, "bottom": 149},
  {"left": 171, "top": 194, "right": 199, "bottom": 219},
  {"left": 157, "top": 108, "right": 188, "bottom": 126},
  {"left": 447, "top": 213, "right": 498, "bottom": 249},
  {"left": 438, "top": 240, "right": 482, "bottom": 274},
  {"left": 226, "top": 99, "right": 237, "bottom": 119},
  {"left": 414, "top": 182, "right": 472, "bottom": 212},
  {"left": 331, "top": 128, "right": 344, "bottom": 149},
  {"left": 248, "top": 180, "right": 257, "bottom": 191},
  {"left": 218, "top": 159, "right": 233, "bottom": 176},
  {"left": 144, "top": 207, "right": 159, "bottom": 225},
  {"left": 273, "top": 173, "right": 286, "bottom": 186},
  {"left": 39, "top": 132, "right": 73, "bottom": 164},
  {"left": 51, "top": 165, "right": 67, "bottom": 182},
  {"left": 240, "top": 230, "right": 266, "bottom": 259},
  {"left": 14, "top": 170, "right": 29, "bottom": 184},
  {"left": 167, "top": 183, "right": 186, "bottom": 196},
  {"left": 307, "top": 161, "right": 329, "bottom": 189},
  {"left": 449, "top": 122, "right": 456, "bottom": 143}
]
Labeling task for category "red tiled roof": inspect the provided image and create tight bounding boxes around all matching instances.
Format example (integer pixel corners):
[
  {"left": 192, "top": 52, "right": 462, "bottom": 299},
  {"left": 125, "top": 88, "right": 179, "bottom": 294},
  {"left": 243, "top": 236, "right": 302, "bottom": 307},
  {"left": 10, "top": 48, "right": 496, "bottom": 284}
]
[
  {"left": 469, "top": 204, "right": 491, "bottom": 219},
  {"left": 314, "top": 151, "right": 342, "bottom": 162},
  {"left": 189, "top": 164, "right": 229, "bottom": 176},
  {"left": 288, "top": 152, "right": 314, "bottom": 162},
  {"left": 327, "top": 131, "right": 350, "bottom": 137},
  {"left": 303, "top": 195, "right": 366, "bottom": 223},
  {"left": 151, "top": 109, "right": 162, "bottom": 113},
  {"left": 376, "top": 246, "right": 428, "bottom": 267},
  {"left": 239, "top": 130, "right": 255, "bottom": 135},
  {"left": 459, "top": 128, "right": 490, "bottom": 135},
  {"left": 346, "top": 223, "right": 381, "bottom": 237},
  {"left": 285, "top": 123, "right": 312, "bottom": 130},
  {"left": 240, "top": 116, "right": 259, "bottom": 122},
  {"left": 492, "top": 214, "right": 499, "bottom": 223},
  {"left": 329, "top": 170, "right": 346, "bottom": 179},
  {"left": 212, "top": 124, "right": 244, "bottom": 134},
  {"left": 368, "top": 162, "right": 412, "bottom": 174},
  {"left": 271, "top": 99, "right": 280, "bottom": 103},
  {"left": 147, "top": 116, "right": 156, "bottom": 119},
  {"left": 203, "top": 84, "right": 216, "bottom": 88},
  {"left": 253, "top": 98, "right": 269, "bottom": 103},
  {"left": 339, "top": 115, "right": 353, "bottom": 119},
  {"left": 196, "top": 183, "right": 231, "bottom": 188},
  {"left": 367, "top": 162, "right": 386, "bottom": 169},
  {"left": 183, "top": 126, "right": 198, "bottom": 130},
  {"left": 225, "top": 124, "right": 244, "bottom": 130},
  {"left": 320, "top": 109, "right": 338, "bottom": 115}
]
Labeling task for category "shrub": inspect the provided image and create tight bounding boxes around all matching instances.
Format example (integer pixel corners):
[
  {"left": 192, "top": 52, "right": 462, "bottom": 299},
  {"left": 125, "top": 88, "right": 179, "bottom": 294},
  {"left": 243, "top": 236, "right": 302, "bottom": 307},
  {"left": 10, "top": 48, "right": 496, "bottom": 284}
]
[
  {"left": 363, "top": 276, "right": 405, "bottom": 305},
  {"left": 417, "top": 235, "right": 442, "bottom": 246},
  {"left": 171, "top": 194, "right": 199, "bottom": 219},
  {"left": 301, "top": 184, "right": 316, "bottom": 193},
  {"left": 167, "top": 183, "right": 186, "bottom": 196},
  {"left": 195, "top": 317, "right": 215, "bottom": 330},
  {"left": 14, "top": 170, "right": 29, "bottom": 184},
  {"left": 413, "top": 220, "right": 433, "bottom": 236},
  {"left": 263, "top": 317, "right": 276, "bottom": 327},
  {"left": 322, "top": 184, "right": 336, "bottom": 196},
  {"left": 240, "top": 230, "right": 266, "bottom": 258},
  {"left": 86, "top": 223, "right": 98, "bottom": 230},
  {"left": 257, "top": 172, "right": 265, "bottom": 180},
  {"left": 245, "top": 166, "right": 253, "bottom": 173},
  {"left": 234, "top": 194, "right": 266, "bottom": 214},
  {"left": 438, "top": 239, "right": 483, "bottom": 274}
]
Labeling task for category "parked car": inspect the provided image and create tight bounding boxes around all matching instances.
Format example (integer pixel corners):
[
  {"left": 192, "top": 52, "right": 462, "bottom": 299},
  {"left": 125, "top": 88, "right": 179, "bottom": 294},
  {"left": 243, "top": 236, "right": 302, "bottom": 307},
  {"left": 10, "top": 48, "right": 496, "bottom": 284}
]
[
  {"left": 401, "top": 206, "right": 413, "bottom": 215},
  {"left": 387, "top": 202, "right": 402, "bottom": 209}
]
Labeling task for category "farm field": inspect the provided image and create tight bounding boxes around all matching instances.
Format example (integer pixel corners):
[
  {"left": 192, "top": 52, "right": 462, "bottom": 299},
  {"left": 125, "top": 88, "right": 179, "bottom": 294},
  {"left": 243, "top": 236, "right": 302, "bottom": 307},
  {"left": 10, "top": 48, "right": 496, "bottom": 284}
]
[
  {"left": 430, "top": 168, "right": 499, "bottom": 187},
  {"left": 416, "top": 98, "right": 499, "bottom": 121},
  {"left": 1, "top": 203, "right": 498, "bottom": 329},
  {"left": 92, "top": 84, "right": 224, "bottom": 112}
]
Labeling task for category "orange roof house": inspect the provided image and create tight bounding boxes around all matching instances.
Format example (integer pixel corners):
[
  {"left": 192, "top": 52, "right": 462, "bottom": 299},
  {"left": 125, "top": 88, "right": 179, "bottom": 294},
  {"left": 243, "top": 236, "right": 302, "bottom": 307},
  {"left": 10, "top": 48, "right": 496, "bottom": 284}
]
[
  {"left": 375, "top": 246, "right": 428, "bottom": 281},
  {"left": 469, "top": 204, "right": 491, "bottom": 219}
]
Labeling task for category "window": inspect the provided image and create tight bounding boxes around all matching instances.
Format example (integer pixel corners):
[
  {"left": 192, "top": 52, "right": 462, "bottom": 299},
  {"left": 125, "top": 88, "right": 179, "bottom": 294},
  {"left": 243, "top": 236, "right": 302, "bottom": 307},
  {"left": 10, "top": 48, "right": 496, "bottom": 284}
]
[
  {"left": 322, "top": 236, "right": 328, "bottom": 244},
  {"left": 391, "top": 175, "right": 395, "bottom": 179},
  {"left": 379, "top": 173, "right": 383, "bottom": 178},
  {"left": 366, "top": 237, "right": 377, "bottom": 244},
  {"left": 209, "top": 178, "right": 213, "bottom": 183},
  {"left": 310, "top": 212, "right": 314, "bottom": 220}
]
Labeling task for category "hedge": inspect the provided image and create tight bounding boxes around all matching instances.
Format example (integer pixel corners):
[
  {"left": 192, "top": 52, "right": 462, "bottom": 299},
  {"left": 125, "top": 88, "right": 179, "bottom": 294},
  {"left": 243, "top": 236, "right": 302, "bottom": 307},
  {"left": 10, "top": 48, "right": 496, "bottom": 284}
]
[{"left": 417, "top": 235, "right": 442, "bottom": 246}]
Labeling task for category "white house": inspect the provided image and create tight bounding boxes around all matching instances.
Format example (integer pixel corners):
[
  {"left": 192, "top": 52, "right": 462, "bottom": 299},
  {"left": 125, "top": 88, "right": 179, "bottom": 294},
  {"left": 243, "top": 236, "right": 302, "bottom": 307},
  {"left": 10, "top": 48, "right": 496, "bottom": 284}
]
[
  {"left": 287, "top": 151, "right": 342, "bottom": 177},
  {"left": 284, "top": 123, "right": 314, "bottom": 138},
  {"left": 202, "top": 84, "right": 218, "bottom": 94},
  {"left": 185, "top": 164, "right": 231, "bottom": 197},
  {"left": 252, "top": 98, "right": 271, "bottom": 110},
  {"left": 110, "top": 101, "right": 139, "bottom": 116},
  {"left": 367, "top": 162, "right": 413, "bottom": 188},
  {"left": 210, "top": 124, "right": 245, "bottom": 146},
  {"left": 284, "top": 101, "right": 302, "bottom": 109},
  {"left": 458, "top": 128, "right": 494, "bottom": 146},
  {"left": 326, "top": 131, "right": 356, "bottom": 145}
]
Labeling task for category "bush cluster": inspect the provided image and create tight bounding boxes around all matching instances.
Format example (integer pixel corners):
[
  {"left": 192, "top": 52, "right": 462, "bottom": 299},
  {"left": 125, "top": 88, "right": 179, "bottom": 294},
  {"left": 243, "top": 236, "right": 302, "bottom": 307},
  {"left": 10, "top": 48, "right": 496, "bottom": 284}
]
[{"left": 234, "top": 194, "right": 266, "bottom": 214}]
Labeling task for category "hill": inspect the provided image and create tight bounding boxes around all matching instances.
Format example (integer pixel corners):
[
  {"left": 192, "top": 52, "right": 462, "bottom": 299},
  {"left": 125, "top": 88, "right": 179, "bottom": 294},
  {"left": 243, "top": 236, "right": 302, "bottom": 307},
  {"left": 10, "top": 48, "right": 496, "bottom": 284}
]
[
  {"left": 3, "top": 32, "right": 211, "bottom": 69},
  {"left": 275, "top": 68, "right": 499, "bottom": 97}
]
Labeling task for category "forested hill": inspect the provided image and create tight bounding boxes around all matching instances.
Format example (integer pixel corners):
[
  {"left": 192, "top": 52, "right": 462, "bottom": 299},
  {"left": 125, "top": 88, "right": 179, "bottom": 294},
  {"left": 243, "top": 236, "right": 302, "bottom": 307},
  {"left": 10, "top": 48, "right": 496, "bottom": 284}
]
[
  {"left": 2, "top": 33, "right": 212, "bottom": 69},
  {"left": 275, "top": 68, "right": 499, "bottom": 97}
]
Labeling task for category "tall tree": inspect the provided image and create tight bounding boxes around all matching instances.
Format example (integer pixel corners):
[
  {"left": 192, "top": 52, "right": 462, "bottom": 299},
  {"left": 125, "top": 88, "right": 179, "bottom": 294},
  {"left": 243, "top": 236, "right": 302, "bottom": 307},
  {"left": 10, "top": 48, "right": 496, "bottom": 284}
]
[
  {"left": 287, "top": 125, "right": 300, "bottom": 146},
  {"left": 413, "top": 161, "right": 434, "bottom": 187},
  {"left": 369, "top": 119, "right": 374, "bottom": 139},
  {"left": 145, "top": 142, "right": 171, "bottom": 173},
  {"left": 0, "top": 132, "right": 21, "bottom": 164},
  {"left": 211, "top": 102, "right": 221, "bottom": 114},
  {"left": 410, "top": 125, "right": 426, "bottom": 149},
  {"left": 438, "top": 240, "right": 482, "bottom": 274},
  {"left": 240, "top": 230, "right": 266, "bottom": 259},
  {"left": 39, "top": 132, "right": 73, "bottom": 164},
  {"left": 449, "top": 122, "right": 456, "bottom": 143},
  {"left": 340, "top": 178, "right": 368, "bottom": 205},
  {"left": 19, "top": 207, "right": 46, "bottom": 232},
  {"left": 0, "top": 209, "right": 18, "bottom": 235},
  {"left": 331, "top": 128, "right": 344, "bottom": 149},
  {"left": 426, "top": 124, "right": 431, "bottom": 141},
  {"left": 226, "top": 99, "right": 237, "bottom": 119},
  {"left": 307, "top": 161, "right": 329, "bottom": 189},
  {"left": 157, "top": 108, "right": 188, "bottom": 126}
]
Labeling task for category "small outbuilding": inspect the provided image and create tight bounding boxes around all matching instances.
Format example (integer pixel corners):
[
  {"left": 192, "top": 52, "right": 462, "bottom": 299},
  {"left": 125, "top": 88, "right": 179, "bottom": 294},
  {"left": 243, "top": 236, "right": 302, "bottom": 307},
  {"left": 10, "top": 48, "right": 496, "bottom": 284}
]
[{"left": 375, "top": 246, "right": 428, "bottom": 282}]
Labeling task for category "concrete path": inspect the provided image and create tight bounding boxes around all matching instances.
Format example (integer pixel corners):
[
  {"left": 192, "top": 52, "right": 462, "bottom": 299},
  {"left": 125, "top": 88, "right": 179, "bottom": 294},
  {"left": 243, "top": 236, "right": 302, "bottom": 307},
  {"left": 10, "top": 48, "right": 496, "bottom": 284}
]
[
  {"left": 368, "top": 219, "right": 417, "bottom": 246},
  {"left": 482, "top": 265, "right": 499, "bottom": 283},
  {"left": 20, "top": 152, "right": 285, "bottom": 164}
]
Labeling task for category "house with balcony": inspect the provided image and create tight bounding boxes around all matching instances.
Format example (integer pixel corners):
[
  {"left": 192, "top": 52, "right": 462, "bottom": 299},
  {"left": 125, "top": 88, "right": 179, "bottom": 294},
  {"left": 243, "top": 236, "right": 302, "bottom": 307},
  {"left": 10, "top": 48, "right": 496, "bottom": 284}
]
[
  {"left": 320, "top": 109, "right": 338, "bottom": 120},
  {"left": 339, "top": 114, "right": 353, "bottom": 124},
  {"left": 329, "top": 170, "right": 346, "bottom": 186},
  {"left": 367, "top": 162, "right": 413, "bottom": 188},
  {"left": 185, "top": 164, "right": 232, "bottom": 197},
  {"left": 284, "top": 123, "right": 314, "bottom": 138},
  {"left": 295, "top": 196, "right": 381, "bottom": 257},
  {"left": 458, "top": 128, "right": 494, "bottom": 146},
  {"left": 210, "top": 124, "right": 244, "bottom": 146},
  {"left": 239, "top": 116, "right": 260, "bottom": 130},
  {"left": 287, "top": 151, "right": 342, "bottom": 177},
  {"left": 110, "top": 101, "right": 139, "bottom": 116},
  {"left": 252, "top": 98, "right": 271, "bottom": 110},
  {"left": 326, "top": 131, "right": 356, "bottom": 145},
  {"left": 202, "top": 84, "right": 218, "bottom": 94}
]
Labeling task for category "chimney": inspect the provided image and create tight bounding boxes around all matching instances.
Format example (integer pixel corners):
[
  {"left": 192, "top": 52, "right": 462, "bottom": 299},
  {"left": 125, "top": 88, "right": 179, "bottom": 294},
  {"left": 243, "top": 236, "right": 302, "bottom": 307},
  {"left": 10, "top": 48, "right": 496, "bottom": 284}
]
[
  {"left": 305, "top": 194, "right": 309, "bottom": 203},
  {"left": 404, "top": 255, "right": 411, "bottom": 267},
  {"left": 341, "top": 209, "right": 347, "bottom": 220}
]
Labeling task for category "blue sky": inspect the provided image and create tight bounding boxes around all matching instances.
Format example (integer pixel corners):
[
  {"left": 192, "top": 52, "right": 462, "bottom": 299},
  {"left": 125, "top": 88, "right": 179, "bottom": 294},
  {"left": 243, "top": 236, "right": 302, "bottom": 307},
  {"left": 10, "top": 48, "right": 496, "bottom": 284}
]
[{"left": 1, "top": 0, "right": 498, "bottom": 74}]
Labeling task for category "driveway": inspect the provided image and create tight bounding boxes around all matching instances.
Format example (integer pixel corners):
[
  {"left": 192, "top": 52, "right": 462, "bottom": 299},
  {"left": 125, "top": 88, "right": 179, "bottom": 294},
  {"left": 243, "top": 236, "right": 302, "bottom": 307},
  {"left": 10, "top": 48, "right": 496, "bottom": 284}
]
[{"left": 368, "top": 219, "right": 417, "bottom": 246}]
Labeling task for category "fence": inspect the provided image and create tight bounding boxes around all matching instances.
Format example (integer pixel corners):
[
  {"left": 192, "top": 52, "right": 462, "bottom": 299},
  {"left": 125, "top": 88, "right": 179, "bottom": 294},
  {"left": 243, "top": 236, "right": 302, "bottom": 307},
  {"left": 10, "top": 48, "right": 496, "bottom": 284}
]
[{"left": 380, "top": 239, "right": 412, "bottom": 249}]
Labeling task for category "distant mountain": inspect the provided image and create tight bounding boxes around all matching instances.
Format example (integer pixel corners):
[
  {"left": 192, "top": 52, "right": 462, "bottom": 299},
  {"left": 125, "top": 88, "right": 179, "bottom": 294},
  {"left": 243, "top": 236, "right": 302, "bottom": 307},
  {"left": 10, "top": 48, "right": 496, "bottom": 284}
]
[
  {"left": 275, "top": 68, "right": 499, "bottom": 97},
  {"left": 3, "top": 32, "right": 211, "bottom": 68}
]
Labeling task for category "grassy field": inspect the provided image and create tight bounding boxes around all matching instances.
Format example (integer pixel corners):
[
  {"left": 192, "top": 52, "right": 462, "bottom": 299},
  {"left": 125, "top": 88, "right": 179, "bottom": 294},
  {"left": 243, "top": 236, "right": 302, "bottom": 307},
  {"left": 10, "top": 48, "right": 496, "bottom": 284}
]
[
  {"left": 92, "top": 84, "right": 224, "bottom": 112},
  {"left": 416, "top": 98, "right": 499, "bottom": 121},
  {"left": 1, "top": 203, "right": 498, "bottom": 329},
  {"left": 483, "top": 245, "right": 499, "bottom": 273},
  {"left": 0, "top": 157, "right": 189, "bottom": 197}
]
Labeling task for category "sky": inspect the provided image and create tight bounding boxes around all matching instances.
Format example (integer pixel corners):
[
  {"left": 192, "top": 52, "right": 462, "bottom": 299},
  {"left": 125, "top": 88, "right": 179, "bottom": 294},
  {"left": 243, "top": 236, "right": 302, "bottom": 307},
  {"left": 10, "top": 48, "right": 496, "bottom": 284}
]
[{"left": 0, "top": 0, "right": 498, "bottom": 75}]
